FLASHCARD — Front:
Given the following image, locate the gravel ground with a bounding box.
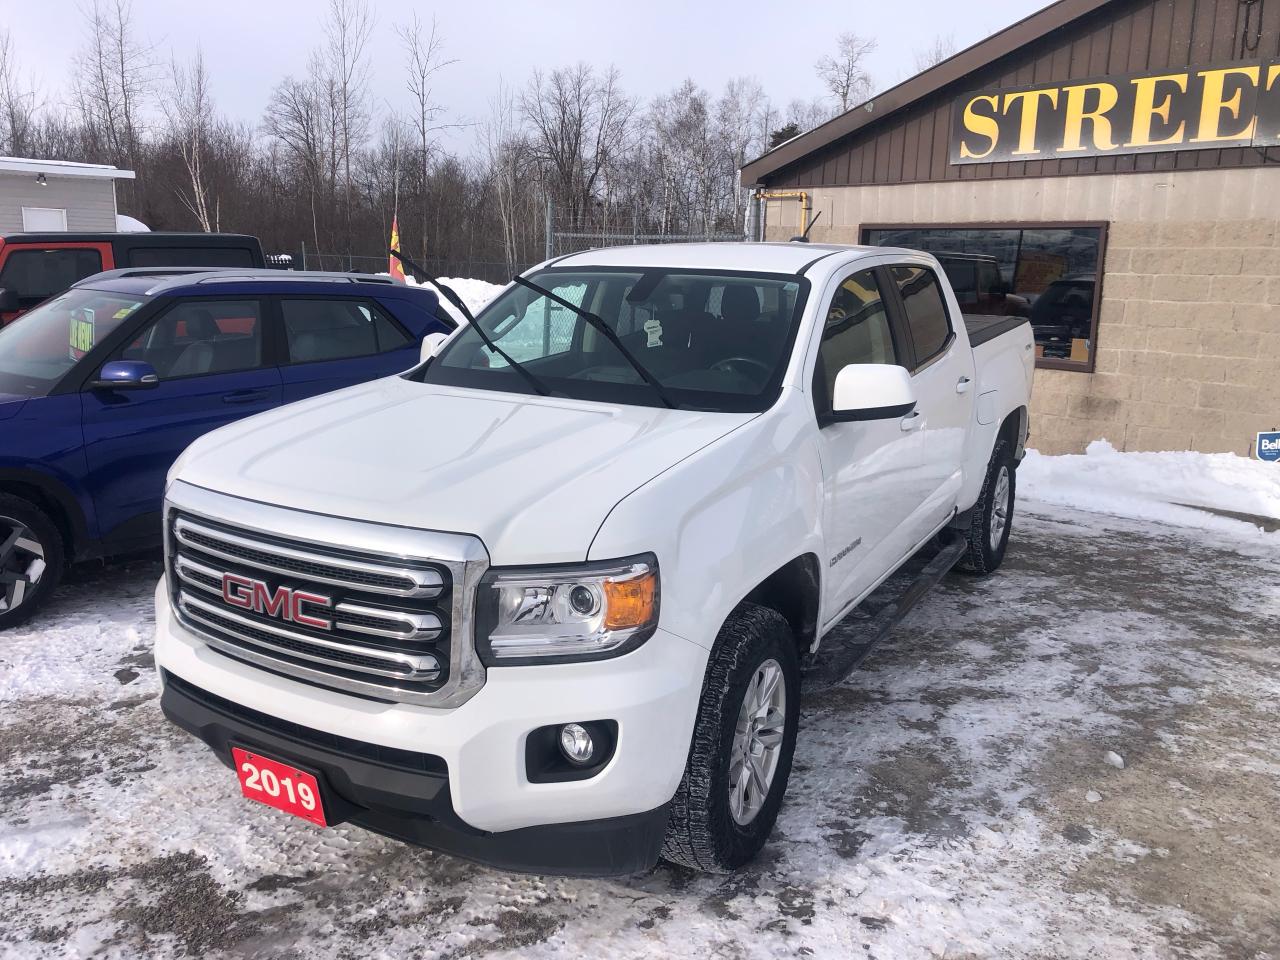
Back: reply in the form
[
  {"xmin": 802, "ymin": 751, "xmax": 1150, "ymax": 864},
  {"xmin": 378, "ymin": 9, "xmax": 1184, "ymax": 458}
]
[{"xmin": 0, "ymin": 499, "xmax": 1277, "ymax": 960}]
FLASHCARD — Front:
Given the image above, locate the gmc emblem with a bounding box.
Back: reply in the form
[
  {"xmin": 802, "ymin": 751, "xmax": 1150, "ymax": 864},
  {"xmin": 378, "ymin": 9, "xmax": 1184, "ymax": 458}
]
[{"xmin": 221, "ymin": 573, "xmax": 332, "ymax": 630}]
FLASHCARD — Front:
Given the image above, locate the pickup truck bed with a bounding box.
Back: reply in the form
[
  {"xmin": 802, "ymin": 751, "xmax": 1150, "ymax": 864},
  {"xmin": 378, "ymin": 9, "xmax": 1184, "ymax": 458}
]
[{"xmin": 964, "ymin": 314, "xmax": 1030, "ymax": 347}]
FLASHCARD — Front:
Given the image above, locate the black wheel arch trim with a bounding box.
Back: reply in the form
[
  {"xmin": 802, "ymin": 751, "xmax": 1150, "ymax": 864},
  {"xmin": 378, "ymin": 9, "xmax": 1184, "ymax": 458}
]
[{"xmin": 0, "ymin": 467, "xmax": 94, "ymax": 559}]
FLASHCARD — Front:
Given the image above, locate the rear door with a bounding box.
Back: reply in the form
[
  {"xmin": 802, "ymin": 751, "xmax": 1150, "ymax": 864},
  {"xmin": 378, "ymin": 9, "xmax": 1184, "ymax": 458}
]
[
  {"xmin": 80, "ymin": 297, "xmax": 282, "ymax": 548},
  {"xmin": 275, "ymin": 296, "xmax": 420, "ymax": 404},
  {"xmin": 885, "ymin": 262, "xmax": 975, "ymax": 544}
]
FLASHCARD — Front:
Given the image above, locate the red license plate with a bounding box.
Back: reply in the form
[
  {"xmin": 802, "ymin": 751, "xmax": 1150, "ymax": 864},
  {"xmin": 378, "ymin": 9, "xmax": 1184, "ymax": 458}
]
[{"xmin": 231, "ymin": 747, "xmax": 328, "ymax": 827}]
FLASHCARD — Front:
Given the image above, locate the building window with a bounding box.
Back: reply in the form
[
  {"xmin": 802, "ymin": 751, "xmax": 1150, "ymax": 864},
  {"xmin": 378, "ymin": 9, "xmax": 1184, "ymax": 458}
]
[{"xmin": 862, "ymin": 223, "xmax": 1106, "ymax": 371}]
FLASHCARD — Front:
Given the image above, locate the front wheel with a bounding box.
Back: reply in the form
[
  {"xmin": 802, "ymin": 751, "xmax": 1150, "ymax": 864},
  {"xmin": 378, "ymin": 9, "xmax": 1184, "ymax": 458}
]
[
  {"xmin": 661, "ymin": 603, "xmax": 800, "ymax": 873},
  {"xmin": 956, "ymin": 439, "xmax": 1016, "ymax": 576},
  {"xmin": 0, "ymin": 494, "xmax": 65, "ymax": 631}
]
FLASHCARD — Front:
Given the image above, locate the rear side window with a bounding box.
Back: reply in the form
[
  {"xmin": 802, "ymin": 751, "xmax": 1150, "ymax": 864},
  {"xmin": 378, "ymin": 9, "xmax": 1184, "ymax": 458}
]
[
  {"xmin": 126, "ymin": 247, "xmax": 256, "ymax": 268},
  {"xmin": 0, "ymin": 248, "xmax": 104, "ymax": 307},
  {"xmin": 281, "ymin": 299, "xmax": 410, "ymax": 363},
  {"xmin": 891, "ymin": 265, "xmax": 951, "ymax": 367}
]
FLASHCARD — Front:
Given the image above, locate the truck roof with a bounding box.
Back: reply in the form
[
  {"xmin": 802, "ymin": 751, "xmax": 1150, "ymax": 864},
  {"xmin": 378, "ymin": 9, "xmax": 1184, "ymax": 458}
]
[{"xmin": 548, "ymin": 242, "xmax": 896, "ymax": 275}]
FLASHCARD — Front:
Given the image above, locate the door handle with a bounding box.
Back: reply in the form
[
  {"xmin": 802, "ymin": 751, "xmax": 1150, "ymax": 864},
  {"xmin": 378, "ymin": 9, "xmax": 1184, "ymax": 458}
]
[
  {"xmin": 900, "ymin": 411, "xmax": 922, "ymax": 432},
  {"xmin": 222, "ymin": 388, "xmax": 271, "ymax": 405},
  {"xmin": 956, "ymin": 376, "xmax": 972, "ymax": 394}
]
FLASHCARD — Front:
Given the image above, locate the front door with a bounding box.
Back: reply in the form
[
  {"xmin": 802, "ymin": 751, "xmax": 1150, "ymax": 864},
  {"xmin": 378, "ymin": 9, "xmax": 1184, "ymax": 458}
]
[
  {"xmin": 813, "ymin": 266, "xmax": 923, "ymax": 622},
  {"xmin": 80, "ymin": 297, "xmax": 281, "ymax": 549}
]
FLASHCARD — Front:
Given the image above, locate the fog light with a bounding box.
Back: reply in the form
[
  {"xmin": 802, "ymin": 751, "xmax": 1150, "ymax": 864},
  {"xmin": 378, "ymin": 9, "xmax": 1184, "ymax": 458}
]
[{"xmin": 558, "ymin": 723, "xmax": 594, "ymax": 765}]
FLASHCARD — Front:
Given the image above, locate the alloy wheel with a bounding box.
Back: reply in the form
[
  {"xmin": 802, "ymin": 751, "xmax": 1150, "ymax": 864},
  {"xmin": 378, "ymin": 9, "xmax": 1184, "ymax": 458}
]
[
  {"xmin": 989, "ymin": 465, "xmax": 1011, "ymax": 551},
  {"xmin": 728, "ymin": 658, "xmax": 787, "ymax": 825},
  {"xmin": 0, "ymin": 516, "xmax": 46, "ymax": 614}
]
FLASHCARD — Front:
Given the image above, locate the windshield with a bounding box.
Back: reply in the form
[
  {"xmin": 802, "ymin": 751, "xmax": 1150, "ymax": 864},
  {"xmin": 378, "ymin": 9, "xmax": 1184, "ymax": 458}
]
[
  {"xmin": 0, "ymin": 289, "xmax": 147, "ymax": 397},
  {"xmin": 420, "ymin": 268, "xmax": 807, "ymax": 412}
]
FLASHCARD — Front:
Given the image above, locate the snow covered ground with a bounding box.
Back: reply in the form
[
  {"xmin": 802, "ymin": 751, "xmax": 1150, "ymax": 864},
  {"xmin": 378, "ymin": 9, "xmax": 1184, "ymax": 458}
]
[
  {"xmin": 1021, "ymin": 439, "xmax": 1280, "ymax": 535},
  {"xmin": 1, "ymin": 451, "xmax": 1277, "ymax": 959}
]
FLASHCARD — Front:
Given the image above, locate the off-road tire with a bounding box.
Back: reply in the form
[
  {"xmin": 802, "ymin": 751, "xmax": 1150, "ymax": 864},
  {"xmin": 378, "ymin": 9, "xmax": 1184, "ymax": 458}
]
[
  {"xmin": 0, "ymin": 493, "xmax": 65, "ymax": 631},
  {"xmin": 955, "ymin": 439, "xmax": 1016, "ymax": 576},
  {"xmin": 660, "ymin": 602, "xmax": 800, "ymax": 873}
]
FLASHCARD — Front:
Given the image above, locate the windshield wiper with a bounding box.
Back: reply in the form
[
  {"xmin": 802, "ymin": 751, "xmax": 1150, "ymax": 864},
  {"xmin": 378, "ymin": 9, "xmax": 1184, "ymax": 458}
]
[
  {"xmin": 388, "ymin": 249, "xmax": 552, "ymax": 398},
  {"xmin": 512, "ymin": 275, "xmax": 677, "ymax": 410}
]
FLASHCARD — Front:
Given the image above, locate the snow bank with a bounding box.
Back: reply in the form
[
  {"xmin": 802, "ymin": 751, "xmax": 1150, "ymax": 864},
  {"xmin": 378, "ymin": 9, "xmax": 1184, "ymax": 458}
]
[
  {"xmin": 401, "ymin": 275, "xmax": 503, "ymax": 324},
  {"xmin": 1020, "ymin": 440, "xmax": 1280, "ymax": 533}
]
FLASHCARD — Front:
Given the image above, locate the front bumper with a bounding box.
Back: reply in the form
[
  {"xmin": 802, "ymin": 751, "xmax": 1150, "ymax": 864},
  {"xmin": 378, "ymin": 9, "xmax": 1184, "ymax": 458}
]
[{"xmin": 154, "ymin": 577, "xmax": 708, "ymax": 874}]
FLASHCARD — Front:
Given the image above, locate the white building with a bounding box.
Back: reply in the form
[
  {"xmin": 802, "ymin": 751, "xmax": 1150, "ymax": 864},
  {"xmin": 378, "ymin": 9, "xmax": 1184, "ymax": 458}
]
[{"xmin": 0, "ymin": 157, "xmax": 136, "ymax": 233}]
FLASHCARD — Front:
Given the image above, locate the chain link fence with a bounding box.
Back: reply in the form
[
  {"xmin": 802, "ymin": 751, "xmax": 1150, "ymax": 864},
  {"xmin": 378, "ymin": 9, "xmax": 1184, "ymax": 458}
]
[
  {"xmin": 548, "ymin": 229, "xmax": 742, "ymax": 259},
  {"xmin": 283, "ymin": 249, "xmax": 534, "ymax": 285}
]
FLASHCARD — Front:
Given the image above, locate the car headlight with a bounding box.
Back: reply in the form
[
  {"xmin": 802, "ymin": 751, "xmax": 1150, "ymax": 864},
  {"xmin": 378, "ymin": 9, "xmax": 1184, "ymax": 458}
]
[{"xmin": 476, "ymin": 554, "xmax": 659, "ymax": 665}]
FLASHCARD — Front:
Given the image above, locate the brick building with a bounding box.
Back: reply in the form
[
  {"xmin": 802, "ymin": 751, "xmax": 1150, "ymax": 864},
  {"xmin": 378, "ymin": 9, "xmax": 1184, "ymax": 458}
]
[{"xmin": 742, "ymin": 0, "xmax": 1279, "ymax": 455}]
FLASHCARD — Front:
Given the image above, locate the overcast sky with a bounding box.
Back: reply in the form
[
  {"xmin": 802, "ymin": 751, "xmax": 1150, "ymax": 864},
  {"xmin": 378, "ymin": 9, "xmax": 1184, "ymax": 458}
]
[{"xmin": 3, "ymin": 0, "xmax": 1048, "ymax": 154}]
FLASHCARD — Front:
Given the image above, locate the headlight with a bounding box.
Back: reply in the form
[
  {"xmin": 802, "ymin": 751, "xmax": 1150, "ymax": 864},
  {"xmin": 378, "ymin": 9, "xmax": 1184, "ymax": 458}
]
[{"xmin": 476, "ymin": 554, "xmax": 659, "ymax": 665}]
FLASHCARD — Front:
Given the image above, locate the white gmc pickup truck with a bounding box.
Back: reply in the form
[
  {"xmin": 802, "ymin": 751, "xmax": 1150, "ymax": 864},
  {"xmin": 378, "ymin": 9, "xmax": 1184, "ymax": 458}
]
[{"xmin": 154, "ymin": 242, "xmax": 1033, "ymax": 876}]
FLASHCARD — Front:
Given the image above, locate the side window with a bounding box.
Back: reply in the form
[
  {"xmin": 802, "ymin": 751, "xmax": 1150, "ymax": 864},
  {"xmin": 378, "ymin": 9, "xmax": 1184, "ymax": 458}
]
[
  {"xmin": 0, "ymin": 249, "xmax": 104, "ymax": 308},
  {"xmin": 119, "ymin": 299, "xmax": 264, "ymax": 379},
  {"xmin": 281, "ymin": 299, "xmax": 407, "ymax": 363},
  {"xmin": 359, "ymin": 303, "xmax": 412, "ymax": 352},
  {"xmin": 127, "ymin": 247, "xmax": 256, "ymax": 268},
  {"xmin": 814, "ymin": 268, "xmax": 897, "ymax": 410},
  {"xmin": 891, "ymin": 265, "xmax": 951, "ymax": 367}
]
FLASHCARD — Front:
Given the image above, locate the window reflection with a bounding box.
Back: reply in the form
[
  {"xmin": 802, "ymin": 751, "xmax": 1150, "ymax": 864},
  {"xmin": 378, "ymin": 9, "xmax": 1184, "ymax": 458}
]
[{"xmin": 864, "ymin": 225, "xmax": 1101, "ymax": 367}]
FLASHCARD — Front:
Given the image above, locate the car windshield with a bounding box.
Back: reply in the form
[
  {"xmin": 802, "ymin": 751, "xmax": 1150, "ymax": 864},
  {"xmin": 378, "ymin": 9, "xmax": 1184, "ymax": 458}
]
[
  {"xmin": 420, "ymin": 268, "xmax": 807, "ymax": 412},
  {"xmin": 0, "ymin": 288, "xmax": 147, "ymax": 397}
]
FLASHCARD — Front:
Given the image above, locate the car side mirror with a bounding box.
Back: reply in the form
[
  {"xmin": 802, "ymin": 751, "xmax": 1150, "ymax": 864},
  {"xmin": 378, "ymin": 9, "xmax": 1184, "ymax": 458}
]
[
  {"xmin": 91, "ymin": 360, "xmax": 160, "ymax": 390},
  {"xmin": 420, "ymin": 332, "xmax": 449, "ymax": 363},
  {"xmin": 0, "ymin": 288, "xmax": 18, "ymax": 313},
  {"xmin": 990, "ymin": 281, "xmax": 1010, "ymax": 299},
  {"xmin": 828, "ymin": 363, "xmax": 916, "ymax": 422}
]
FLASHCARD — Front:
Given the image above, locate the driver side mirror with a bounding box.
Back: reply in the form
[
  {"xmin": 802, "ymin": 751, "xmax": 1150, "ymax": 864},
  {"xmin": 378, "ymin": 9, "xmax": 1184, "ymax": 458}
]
[
  {"xmin": 828, "ymin": 363, "xmax": 916, "ymax": 423},
  {"xmin": 0, "ymin": 287, "xmax": 19, "ymax": 313},
  {"xmin": 90, "ymin": 360, "xmax": 160, "ymax": 390},
  {"xmin": 419, "ymin": 332, "xmax": 449, "ymax": 363}
]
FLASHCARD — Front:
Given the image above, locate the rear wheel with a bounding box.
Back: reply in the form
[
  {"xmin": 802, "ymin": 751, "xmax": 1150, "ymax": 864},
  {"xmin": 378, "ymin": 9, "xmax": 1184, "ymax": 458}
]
[
  {"xmin": 661, "ymin": 603, "xmax": 800, "ymax": 873},
  {"xmin": 0, "ymin": 494, "xmax": 65, "ymax": 631},
  {"xmin": 956, "ymin": 440, "xmax": 1016, "ymax": 576}
]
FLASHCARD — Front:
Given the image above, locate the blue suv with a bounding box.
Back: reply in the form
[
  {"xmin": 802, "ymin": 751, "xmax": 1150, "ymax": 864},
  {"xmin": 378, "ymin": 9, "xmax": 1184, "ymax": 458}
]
[{"xmin": 0, "ymin": 268, "xmax": 452, "ymax": 628}]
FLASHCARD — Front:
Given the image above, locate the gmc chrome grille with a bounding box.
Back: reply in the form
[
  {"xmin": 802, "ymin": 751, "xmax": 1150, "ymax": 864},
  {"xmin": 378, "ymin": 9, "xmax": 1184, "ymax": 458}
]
[{"xmin": 163, "ymin": 482, "xmax": 489, "ymax": 707}]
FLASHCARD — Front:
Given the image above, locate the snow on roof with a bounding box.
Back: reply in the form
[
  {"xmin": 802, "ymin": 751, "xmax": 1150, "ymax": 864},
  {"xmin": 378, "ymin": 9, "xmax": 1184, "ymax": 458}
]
[{"xmin": 0, "ymin": 156, "xmax": 136, "ymax": 180}]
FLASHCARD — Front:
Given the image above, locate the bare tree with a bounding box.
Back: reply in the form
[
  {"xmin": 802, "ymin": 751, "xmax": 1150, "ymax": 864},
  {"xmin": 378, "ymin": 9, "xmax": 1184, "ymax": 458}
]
[
  {"xmin": 815, "ymin": 32, "xmax": 876, "ymax": 113},
  {"xmin": 914, "ymin": 33, "xmax": 958, "ymax": 72},
  {"xmin": 716, "ymin": 77, "xmax": 773, "ymax": 213},
  {"xmin": 0, "ymin": 30, "xmax": 38, "ymax": 156},
  {"xmin": 394, "ymin": 13, "xmax": 455, "ymax": 260},
  {"xmin": 162, "ymin": 49, "xmax": 215, "ymax": 230},
  {"xmin": 264, "ymin": 69, "xmax": 330, "ymax": 254},
  {"xmin": 324, "ymin": 0, "xmax": 374, "ymax": 259},
  {"xmin": 483, "ymin": 81, "xmax": 532, "ymax": 273},
  {"xmin": 74, "ymin": 0, "xmax": 154, "ymax": 169},
  {"xmin": 520, "ymin": 64, "xmax": 634, "ymax": 229}
]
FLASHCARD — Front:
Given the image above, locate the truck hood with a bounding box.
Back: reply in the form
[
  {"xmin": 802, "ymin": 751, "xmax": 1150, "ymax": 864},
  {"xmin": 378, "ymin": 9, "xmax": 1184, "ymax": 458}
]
[{"xmin": 174, "ymin": 376, "xmax": 756, "ymax": 564}]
